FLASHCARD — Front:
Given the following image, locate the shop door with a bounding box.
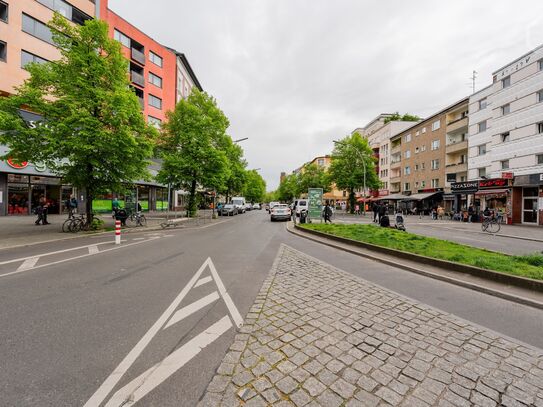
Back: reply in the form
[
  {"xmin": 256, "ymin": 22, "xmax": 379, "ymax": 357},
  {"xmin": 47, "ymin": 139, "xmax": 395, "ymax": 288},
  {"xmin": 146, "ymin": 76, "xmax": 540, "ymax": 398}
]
[{"xmin": 522, "ymin": 188, "xmax": 538, "ymax": 224}]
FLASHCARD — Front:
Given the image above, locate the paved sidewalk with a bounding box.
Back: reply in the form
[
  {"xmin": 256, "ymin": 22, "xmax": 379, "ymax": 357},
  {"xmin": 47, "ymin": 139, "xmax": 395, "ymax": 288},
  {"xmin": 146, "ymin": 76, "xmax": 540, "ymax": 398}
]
[{"xmin": 199, "ymin": 245, "xmax": 543, "ymax": 406}]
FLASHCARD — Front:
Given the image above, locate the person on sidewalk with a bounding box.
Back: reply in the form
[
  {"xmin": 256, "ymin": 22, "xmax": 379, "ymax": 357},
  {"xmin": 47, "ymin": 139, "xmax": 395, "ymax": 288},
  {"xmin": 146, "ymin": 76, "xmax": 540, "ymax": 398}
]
[
  {"xmin": 35, "ymin": 195, "xmax": 50, "ymax": 225},
  {"xmin": 468, "ymin": 204, "xmax": 474, "ymax": 223},
  {"xmin": 378, "ymin": 203, "xmax": 386, "ymax": 223},
  {"xmin": 373, "ymin": 204, "xmax": 379, "ymax": 223},
  {"xmin": 323, "ymin": 202, "xmax": 333, "ymax": 224}
]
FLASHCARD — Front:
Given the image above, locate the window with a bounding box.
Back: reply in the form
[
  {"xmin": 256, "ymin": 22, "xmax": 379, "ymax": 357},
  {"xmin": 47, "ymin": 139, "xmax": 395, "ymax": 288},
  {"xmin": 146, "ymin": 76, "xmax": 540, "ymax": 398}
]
[
  {"xmin": 537, "ymin": 154, "xmax": 543, "ymax": 165},
  {"xmin": 404, "ymin": 166, "xmax": 411, "ymax": 175},
  {"xmin": 148, "ymin": 94, "xmax": 162, "ymax": 109},
  {"xmin": 148, "ymin": 116, "xmax": 162, "ymax": 129},
  {"xmin": 500, "ymin": 160, "xmax": 510, "ymax": 170},
  {"xmin": 0, "ymin": 1, "xmax": 7, "ymax": 23},
  {"xmin": 405, "ymin": 134, "xmax": 411, "ymax": 142},
  {"xmin": 114, "ymin": 29, "xmax": 131, "ymax": 48},
  {"xmin": 422, "ymin": 127, "xmax": 426, "ymax": 133},
  {"xmin": 478, "ymin": 167, "xmax": 486, "ymax": 178},
  {"xmin": 539, "ymin": 59, "xmax": 543, "ymax": 71},
  {"xmin": 502, "ymin": 76, "xmax": 511, "ymax": 89},
  {"xmin": 501, "ymin": 132, "xmax": 510, "ymax": 143},
  {"xmin": 415, "ymin": 181, "xmax": 419, "ymax": 188},
  {"xmin": 0, "ymin": 40, "xmax": 5, "ymax": 62},
  {"xmin": 21, "ymin": 50, "xmax": 48, "ymax": 68},
  {"xmin": 432, "ymin": 120, "xmax": 440, "ymax": 131},
  {"xmin": 149, "ymin": 72, "xmax": 162, "ymax": 88},
  {"xmin": 538, "ymin": 122, "xmax": 543, "ymax": 134},
  {"xmin": 404, "ymin": 183, "xmax": 410, "ymax": 191},
  {"xmin": 317, "ymin": 158, "xmax": 325, "ymax": 167},
  {"xmin": 36, "ymin": 0, "xmax": 90, "ymax": 25},
  {"xmin": 421, "ymin": 162, "xmax": 425, "ymax": 170},
  {"xmin": 478, "ymin": 120, "xmax": 487, "ymax": 132},
  {"xmin": 416, "ymin": 131, "xmax": 420, "ymax": 136},
  {"xmin": 421, "ymin": 180, "xmax": 426, "ymax": 187},
  {"xmin": 421, "ymin": 145, "xmax": 426, "ymax": 152},
  {"xmin": 501, "ymin": 104, "xmax": 510, "ymax": 115},
  {"xmin": 431, "ymin": 159, "xmax": 440, "ymax": 170},
  {"xmin": 478, "ymin": 144, "xmax": 486, "ymax": 155},
  {"xmin": 415, "ymin": 164, "xmax": 419, "ymax": 171},
  {"xmin": 538, "ymin": 90, "xmax": 543, "ymax": 103},
  {"xmin": 149, "ymin": 51, "xmax": 163, "ymax": 67},
  {"xmin": 431, "ymin": 179, "xmax": 439, "ymax": 188},
  {"xmin": 22, "ymin": 14, "xmax": 54, "ymax": 45},
  {"xmin": 479, "ymin": 98, "xmax": 487, "ymax": 109},
  {"xmin": 431, "ymin": 140, "xmax": 440, "ymax": 150},
  {"xmin": 404, "ymin": 150, "xmax": 411, "ymax": 159},
  {"xmin": 415, "ymin": 147, "xmax": 419, "ymax": 154}
]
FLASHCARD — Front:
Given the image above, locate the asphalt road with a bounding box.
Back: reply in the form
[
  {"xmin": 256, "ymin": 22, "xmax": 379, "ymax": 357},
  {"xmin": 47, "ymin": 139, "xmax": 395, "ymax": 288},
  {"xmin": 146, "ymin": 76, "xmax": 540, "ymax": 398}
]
[{"xmin": 0, "ymin": 210, "xmax": 542, "ymax": 406}]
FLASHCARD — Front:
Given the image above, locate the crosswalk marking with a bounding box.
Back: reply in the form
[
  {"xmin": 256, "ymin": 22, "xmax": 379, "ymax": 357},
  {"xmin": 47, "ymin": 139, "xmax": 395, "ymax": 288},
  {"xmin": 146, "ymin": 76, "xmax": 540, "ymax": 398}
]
[
  {"xmin": 104, "ymin": 316, "xmax": 232, "ymax": 407},
  {"xmin": 16, "ymin": 257, "xmax": 40, "ymax": 271},
  {"xmin": 164, "ymin": 291, "xmax": 219, "ymax": 329},
  {"xmin": 194, "ymin": 275, "xmax": 212, "ymax": 288}
]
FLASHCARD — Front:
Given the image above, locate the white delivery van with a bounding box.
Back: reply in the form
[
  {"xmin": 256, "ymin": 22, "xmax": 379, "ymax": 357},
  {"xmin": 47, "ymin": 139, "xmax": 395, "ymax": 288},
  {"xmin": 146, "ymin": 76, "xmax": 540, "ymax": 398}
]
[{"xmin": 231, "ymin": 197, "xmax": 246, "ymax": 213}]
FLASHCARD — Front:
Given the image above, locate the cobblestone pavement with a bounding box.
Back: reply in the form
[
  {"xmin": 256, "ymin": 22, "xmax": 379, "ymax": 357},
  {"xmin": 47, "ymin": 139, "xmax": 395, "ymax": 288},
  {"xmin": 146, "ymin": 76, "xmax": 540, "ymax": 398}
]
[{"xmin": 198, "ymin": 244, "xmax": 543, "ymax": 407}]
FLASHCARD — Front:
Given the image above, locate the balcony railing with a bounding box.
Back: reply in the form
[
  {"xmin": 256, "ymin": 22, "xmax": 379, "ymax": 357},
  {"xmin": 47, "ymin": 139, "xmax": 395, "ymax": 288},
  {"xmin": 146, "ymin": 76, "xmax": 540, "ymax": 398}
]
[
  {"xmin": 445, "ymin": 140, "xmax": 468, "ymax": 153},
  {"xmin": 131, "ymin": 48, "xmax": 145, "ymax": 65},
  {"xmin": 131, "ymin": 70, "xmax": 145, "ymax": 87}
]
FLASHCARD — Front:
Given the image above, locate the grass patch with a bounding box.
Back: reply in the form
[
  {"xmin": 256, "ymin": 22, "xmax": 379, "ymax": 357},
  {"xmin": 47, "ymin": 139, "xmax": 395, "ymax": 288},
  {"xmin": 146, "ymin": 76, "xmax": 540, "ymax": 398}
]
[{"xmin": 300, "ymin": 223, "xmax": 543, "ymax": 280}]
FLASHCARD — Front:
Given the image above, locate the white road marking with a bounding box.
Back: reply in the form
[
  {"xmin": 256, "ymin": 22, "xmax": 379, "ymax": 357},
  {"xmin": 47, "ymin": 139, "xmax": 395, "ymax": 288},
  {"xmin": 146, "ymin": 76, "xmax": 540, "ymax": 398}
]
[
  {"xmin": 132, "ymin": 237, "xmax": 145, "ymax": 241},
  {"xmin": 16, "ymin": 257, "xmax": 40, "ymax": 272},
  {"xmin": 83, "ymin": 258, "xmax": 210, "ymax": 407},
  {"xmin": 194, "ymin": 275, "xmax": 212, "ymax": 288},
  {"xmin": 164, "ymin": 291, "xmax": 220, "ymax": 329},
  {"xmin": 208, "ymin": 259, "xmax": 244, "ymax": 328},
  {"xmin": 104, "ymin": 316, "xmax": 232, "ymax": 407},
  {"xmin": 88, "ymin": 245, "xmax": 99, "ymax": 255}
]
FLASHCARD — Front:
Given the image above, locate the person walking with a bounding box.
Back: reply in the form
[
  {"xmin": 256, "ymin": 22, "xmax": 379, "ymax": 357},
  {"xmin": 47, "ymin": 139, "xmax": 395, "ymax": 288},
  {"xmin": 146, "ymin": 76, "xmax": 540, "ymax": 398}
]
[
  {"xmin": 378, "ymin": 203, "xmax": 386, "ymax": 223},
  {"xmin": 36, "ymin": 195, "xmax": 49, "ymax": 225},
  {"xmin": 373, "ymin": 203, "xmax": 379, "ymax": 223},
  {"xmin": 468, "ymin": 204, "xmax": 474, "ymax": 223},
  {"xmin": 323, "ymin": 202, "xmax": 333, "ymax": 224}
]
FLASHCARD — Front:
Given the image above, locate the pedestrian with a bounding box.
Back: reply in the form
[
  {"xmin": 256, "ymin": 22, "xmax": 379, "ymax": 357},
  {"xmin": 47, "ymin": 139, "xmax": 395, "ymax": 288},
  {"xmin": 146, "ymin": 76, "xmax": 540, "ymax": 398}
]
[
  {"xmin": 355, "ymin": 204, "xmax": 360, "ymax": 215},
  {"xmin": 468, "ymin": 204, "xmax": 474, "ymax": 223},
  {"xmin": 36, "ymin": 195, "xmax": 49, "ymax": 225},
  {"xmin": 323, "ymin": 201, "xmax": 333, "ymax": 224},
  {"xmin": 373, "ymin": 203, "xmax": 379, "ymax": 223},
  {"xmin": 378, "ymin": 203, "xmax": 386, "ymax": 223},
  {"xmin": 291, "ymin": 201, "xmax": 297, "ymax": 223},
  {"xmin": 66, "ymin": 194, "xmax": 78, "ymax": 218},
  {"xmin": 112, "ymin": 197, "xmax": 120, "ymax": 218},
  {"xmin": 437, "ymin": 205, "xmax": 444, "ymax": 220}
]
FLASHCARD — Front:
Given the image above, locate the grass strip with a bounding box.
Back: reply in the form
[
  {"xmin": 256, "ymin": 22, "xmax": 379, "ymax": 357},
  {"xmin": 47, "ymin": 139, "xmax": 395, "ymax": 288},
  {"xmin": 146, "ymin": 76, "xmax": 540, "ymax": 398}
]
[{"xmin": 300, "ymin": 223, "xmax": 543, "ymax": 280}]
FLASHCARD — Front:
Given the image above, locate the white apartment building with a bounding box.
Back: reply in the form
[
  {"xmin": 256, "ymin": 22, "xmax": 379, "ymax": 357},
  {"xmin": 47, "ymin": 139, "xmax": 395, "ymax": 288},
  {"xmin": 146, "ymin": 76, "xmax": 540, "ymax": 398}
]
[{"xmin": 468, "ymin": 44, "xmax": 543, "ymax": 225}]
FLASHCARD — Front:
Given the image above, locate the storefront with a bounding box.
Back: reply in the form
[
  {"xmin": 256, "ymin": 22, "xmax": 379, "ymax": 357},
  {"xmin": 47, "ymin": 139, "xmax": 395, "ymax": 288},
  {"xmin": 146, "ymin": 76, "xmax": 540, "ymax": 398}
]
[
  {"xmin": 513, "ymin": 174, "xmax": 543, "ymax": 226},
  {"xmin": 451, "ymin": 181, "xmax": 478, "ymax": 214},
  {"xmin": 474, "ymin": 178, "xmax": 512, "ymax": 224}
]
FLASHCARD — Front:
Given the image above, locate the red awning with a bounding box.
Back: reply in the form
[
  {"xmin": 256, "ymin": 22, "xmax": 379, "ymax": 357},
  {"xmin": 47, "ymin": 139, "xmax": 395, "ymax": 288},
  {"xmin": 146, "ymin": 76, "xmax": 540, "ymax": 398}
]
[
  {"xmin": 475, "ymin": 189, "xmax": 509, "ymax": 196},
  {"xmin": 356, "ymin": 197, "xmax": 372, "ymax": 202}
]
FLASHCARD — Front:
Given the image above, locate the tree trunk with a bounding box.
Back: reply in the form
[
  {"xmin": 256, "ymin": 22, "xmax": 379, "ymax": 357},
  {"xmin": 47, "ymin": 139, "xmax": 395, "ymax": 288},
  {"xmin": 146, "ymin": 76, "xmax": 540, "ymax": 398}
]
[
  {"xmin": 86, "ymin": 164, "xmax": 94, "ymax": 226},
  {"xmin": 349, "ymin": 188, "xmax": 356, "ymax": 214},
  {"xmin": 188, "ymin": 178, "xmax": 197, "ymax": 217}
]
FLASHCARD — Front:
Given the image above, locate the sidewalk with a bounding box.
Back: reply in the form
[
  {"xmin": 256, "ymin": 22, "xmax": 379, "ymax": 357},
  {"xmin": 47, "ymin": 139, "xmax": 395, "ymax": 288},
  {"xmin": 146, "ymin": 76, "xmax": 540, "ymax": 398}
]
[
  {"xmin": 199, "ymin": 245, "xmax": 543, "ymax": 407},
  {"xmin": 0, "ymin": 210, "xmax": 207, "ymax": 250}
]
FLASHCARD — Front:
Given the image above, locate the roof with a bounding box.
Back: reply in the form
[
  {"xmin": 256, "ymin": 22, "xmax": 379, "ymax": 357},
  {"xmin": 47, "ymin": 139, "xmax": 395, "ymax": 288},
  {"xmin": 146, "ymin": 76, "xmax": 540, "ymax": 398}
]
[
  {"xmin": 167, "ymin": 48, "xmax": 204, "ymax": 91},
  {"xmin": 492, "ymin": 43, "xmax": 543, "ymax": 75}
]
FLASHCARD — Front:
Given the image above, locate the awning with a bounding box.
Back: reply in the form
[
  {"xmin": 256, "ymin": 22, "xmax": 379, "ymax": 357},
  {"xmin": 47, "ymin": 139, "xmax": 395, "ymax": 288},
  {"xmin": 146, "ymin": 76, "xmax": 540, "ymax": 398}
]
[
  {"xmin": 408, "ymin": 191, "xmax": 442, "ymax": 200},
  {"xmin": 375, "ymin": 193, "xmax": 410, "ymax": 201},
  {"xmin": 475, "ymin": 189, "xmax": 509, "ymax": 196}
]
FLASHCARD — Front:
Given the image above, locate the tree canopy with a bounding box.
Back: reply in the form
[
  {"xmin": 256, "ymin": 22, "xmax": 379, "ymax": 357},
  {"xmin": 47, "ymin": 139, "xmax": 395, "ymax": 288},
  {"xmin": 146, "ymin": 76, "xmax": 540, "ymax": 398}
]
[
  {"xmin": 243, "ymin": 170, "xmax": 266, "ymax": 203},
  {"xmin": 0, "ymin": 14, "xmax": 156, "ymax": 223},
  {"xmin": 383, "ymin": 112, "xmax": 421, "ymax": 124},
  {"xmin": 328, "ymin": 133, "xmax": 380, "ymax": 213}
]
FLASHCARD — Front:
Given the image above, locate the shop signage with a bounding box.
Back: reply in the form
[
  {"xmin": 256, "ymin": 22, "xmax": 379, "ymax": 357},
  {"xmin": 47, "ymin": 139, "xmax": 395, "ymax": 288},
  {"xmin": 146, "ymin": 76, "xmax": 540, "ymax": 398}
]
[
  {"xmin": 378, "ymin": 189, "xmax": 389, "ymax": 196},
  {"xmin": 513, "ymin": 173, "xmax": 543, "ymax": 186},
  {"xmin": 479, "ymin": 178, "xmax": 508, "ymax": 189},
  {"xmin": 34, "ymin": 162, "xmax": 47, "ymax": 172},
  {"xmin": 418, "ymin": 188, "xmax": 443, "ymax": 193},
  {"xmin": 6, "ymin": 159, "xmax": 29, "ymax": 169},
  {"xmin": 501, "ymin": 172, "xmax": 513, "ymax": 179},
  {"xmin": 451, "ymin": 181, "xmax": 478, "ymax": 193}
]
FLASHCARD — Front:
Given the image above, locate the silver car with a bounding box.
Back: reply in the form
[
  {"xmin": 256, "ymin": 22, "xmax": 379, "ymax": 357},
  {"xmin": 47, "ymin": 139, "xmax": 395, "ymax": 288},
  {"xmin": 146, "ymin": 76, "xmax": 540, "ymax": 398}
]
[{"xmin": 270, "ymin": 204, "xmax": 291, "ymax": 221}]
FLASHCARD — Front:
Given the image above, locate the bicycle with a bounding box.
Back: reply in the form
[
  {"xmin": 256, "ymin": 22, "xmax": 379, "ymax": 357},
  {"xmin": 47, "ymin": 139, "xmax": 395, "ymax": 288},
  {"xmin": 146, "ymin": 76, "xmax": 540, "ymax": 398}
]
[
  {"xmin": 127, "ymin": 211, "xmax": 147, "ymax": 227},
  {"xmin": 62, "ymin": 214, "xmax": 88, "ymax": 233},
  {"xmin": 481, "ymin": 215, "xmax": 501, "ymax": 233}
]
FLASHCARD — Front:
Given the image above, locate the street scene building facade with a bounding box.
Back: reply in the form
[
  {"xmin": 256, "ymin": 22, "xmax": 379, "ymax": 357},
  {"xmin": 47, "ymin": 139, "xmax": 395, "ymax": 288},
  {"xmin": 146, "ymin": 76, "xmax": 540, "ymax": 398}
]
[{"xmin": 0, "ymin": 0, "xmax": 202, "ymax": 216}]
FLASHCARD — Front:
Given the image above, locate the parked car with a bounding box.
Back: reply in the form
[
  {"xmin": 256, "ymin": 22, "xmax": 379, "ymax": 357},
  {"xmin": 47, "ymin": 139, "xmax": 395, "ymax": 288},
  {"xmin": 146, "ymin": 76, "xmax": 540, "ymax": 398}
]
[
  {"xmin": 252, "ymin": 203, "xmax": 261, "ymax": 210},
  {"xmin": 221, "ymin": 204, "xmax": 238, "ymax": 216},
  {"xmin": 292, "ymin": 199, "xmax": 308, "ymax": 217},
  {"xmin": 268, "ymin": 201, "xmax": 280, "ymax": 213},
  {"xmin": 244, "ymin": 203, "xmax": 252, "ymax": 211},
  {"xmin": 232, "ymin": 197, "xmax": 246, "ymax": 214},
  {"xmin": 270, "ymin": 204, "xmax": 291, "ymax": 221}
]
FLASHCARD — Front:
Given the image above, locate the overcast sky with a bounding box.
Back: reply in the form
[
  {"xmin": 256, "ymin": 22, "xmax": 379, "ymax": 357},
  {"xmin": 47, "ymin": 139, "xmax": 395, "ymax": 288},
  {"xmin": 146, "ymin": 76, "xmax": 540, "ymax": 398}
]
[{"xmin": 110, "ymin": 0, "xmax": 543, "ymax": 190}]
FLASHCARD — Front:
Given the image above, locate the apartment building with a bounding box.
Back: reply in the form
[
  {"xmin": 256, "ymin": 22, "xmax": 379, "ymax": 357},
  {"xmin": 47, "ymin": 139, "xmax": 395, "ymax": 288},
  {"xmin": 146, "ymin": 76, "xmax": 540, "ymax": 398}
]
[
  {"xmin": 468, "ymin": 44, "xmax": 543, "ymax": 225},
  {"xmin": 308, "ymin": 155, "xmax": 345, "ymax": 204},
  {"xmin": 390, "ymin": 98, "xmax": 468, "ymax": 212},
  {"xmin": 168, "ymin": 49, "xmax": 202, "ymax": 103}
]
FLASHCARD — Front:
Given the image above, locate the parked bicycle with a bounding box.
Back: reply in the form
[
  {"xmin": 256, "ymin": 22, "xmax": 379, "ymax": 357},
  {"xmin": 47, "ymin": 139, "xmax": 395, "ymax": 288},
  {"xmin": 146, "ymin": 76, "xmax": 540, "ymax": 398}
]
[
  {"xmin": 62, "ymin": 214, "xmax": 88, "ymax": 233},
  {"xmin": 481, "ymin": 215, "xmax": 501, "ymax": 233},
  {"xmin": 127, "ymin": 211, "xmax": 147, "ymax": 227}
]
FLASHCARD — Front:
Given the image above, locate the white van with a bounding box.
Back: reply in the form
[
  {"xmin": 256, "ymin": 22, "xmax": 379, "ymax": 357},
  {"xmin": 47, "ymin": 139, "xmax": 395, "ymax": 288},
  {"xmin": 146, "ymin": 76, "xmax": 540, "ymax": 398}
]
[
  {"xmin": 293, "ymin": 199, "xmax": 308, "ymax": 217},
  {"xmin": 231, "ymin": 197, "xmax": 246, "ymax": 213}
]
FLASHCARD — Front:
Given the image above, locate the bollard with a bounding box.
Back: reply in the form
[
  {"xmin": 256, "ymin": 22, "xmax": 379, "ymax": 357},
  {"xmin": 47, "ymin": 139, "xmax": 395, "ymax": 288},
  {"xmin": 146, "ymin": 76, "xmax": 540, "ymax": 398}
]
[{"xmin": 115, "ymin": 220, "xmax": 121, "ymax": 245}]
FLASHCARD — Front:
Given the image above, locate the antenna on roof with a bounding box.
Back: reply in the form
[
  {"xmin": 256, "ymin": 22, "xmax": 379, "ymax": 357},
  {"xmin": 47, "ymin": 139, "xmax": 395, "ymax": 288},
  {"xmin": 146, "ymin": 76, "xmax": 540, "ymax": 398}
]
[{"xmin": 470, "ymin": 70, "xmax": 478, "ymax": 93}]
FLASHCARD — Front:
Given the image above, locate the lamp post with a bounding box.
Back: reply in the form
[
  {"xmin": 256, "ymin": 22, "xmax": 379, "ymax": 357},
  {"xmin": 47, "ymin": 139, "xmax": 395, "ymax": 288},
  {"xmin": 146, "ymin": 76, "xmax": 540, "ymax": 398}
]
[
  {"xmin": 333, "ymin": 140, "xmax": 368, "ymax": 216},
  {"xmin": 233, "ymin": 137, "xmax": 248, "ymax": 143}
]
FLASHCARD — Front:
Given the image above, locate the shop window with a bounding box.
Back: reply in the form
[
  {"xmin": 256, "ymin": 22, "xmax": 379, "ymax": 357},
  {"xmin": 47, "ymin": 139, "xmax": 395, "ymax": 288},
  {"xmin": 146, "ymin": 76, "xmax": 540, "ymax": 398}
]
[
  {"xmin": 0, "ymin": 40, "xmax": 6, "ymax": 62},
  {"xmin": 501, "ymin": 132, "xmax": 510, "ymax": 143},
  {"xmin": 537, "ymin": 154, "xmax": 543, "ymax": 165},
  {"xmin": 500, "ymin": 160, "xmax": 509, "ymax": 170},
  {"xmin": 502, "ymin": 76, "xmax": 511, "ymax": 89},
  {"xmin": 0, "ymin": 1, "xmax": 7, "ymax": 23}
]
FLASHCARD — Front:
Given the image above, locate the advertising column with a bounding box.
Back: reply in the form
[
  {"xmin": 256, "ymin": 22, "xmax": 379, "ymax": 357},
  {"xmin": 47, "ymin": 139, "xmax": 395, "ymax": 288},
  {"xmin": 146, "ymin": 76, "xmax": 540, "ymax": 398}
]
[{"xmin": 308, "ymin": 188, "xmax": 323, "ymax": 223}]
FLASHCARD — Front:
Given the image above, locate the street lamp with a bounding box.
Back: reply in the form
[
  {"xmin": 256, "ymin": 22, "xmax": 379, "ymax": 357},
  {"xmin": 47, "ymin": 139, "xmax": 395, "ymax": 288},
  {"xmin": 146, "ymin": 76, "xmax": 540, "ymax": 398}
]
[
  {"xmin": 333, "ymin": 140, "xmax": 368, "ymax": 216},
  {"xmin": 233, "ymin": 137, "xmax": 248, "ymax": 143}
]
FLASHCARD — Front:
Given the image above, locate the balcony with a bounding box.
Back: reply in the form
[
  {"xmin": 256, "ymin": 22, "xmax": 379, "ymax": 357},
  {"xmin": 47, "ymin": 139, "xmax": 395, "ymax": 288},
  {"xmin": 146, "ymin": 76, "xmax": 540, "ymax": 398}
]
[
  {"xmin": 445, "ymin": 162, "xmax": 468, "ymax": 173},
  {"xmin": 131, "ymin": 48, "xmax": 145, "ymax": 65},
  {"xmin": 131, "ymin": 70, "xmax": 145, "ymax": 87},
  {"xmin": 390, "ymin": 174, "xmax": 401, "ymax": 183},
  {"xmin": 445, "ymin": 140, "xmax": 468, "ymax": 154},
  {"xmin": 446, "ymin": 116, "xmax": 468, "ymax": 133},
  {"xmin": 391, "ymin": 145, "xmax": 402, "ymax": 155},
  {"xmin": 390, "ymin": 160, "xmax": 401, "ymax": 169}
]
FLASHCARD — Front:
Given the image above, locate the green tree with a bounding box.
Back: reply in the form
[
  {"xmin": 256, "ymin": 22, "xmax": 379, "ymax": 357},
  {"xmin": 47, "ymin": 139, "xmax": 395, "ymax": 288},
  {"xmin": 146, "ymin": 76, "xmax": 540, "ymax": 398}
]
[
  {"xmin": 221, "ymin": 139, "xmax": 247, "ymax": 202},
  {"xmin": 263, "ymin": 191, "xmax": 278, "ymax": 203},
  {"xmin": 276, "ymin": 173, "xmax": 299, "ymax": 202},
  {"xmin": 329, "ymin": 133, "xmax": 380, "ymax": 213},
  {"xmin": 0, "ymin": 14, "xmax": 156, "ymax": 225},
  {"xmin": 384, "ymin": 112, "xmax": 421, "ymax": 124},
  {"xmin": 244, "ymin": 170, "xmax": 266, "ymax": 203},
  {"xmin": 297, "ymin": 163, "xmax": 331, "ymax": 194},
  {"xmin": 157, "ymin": 89, "xmax": 230, "ymax": 216}
]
